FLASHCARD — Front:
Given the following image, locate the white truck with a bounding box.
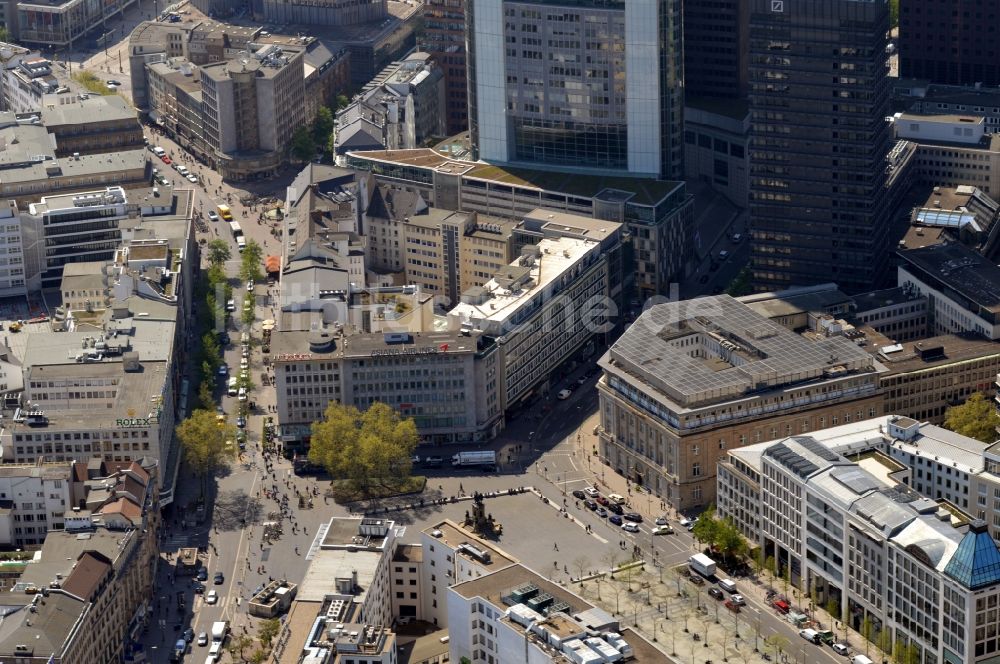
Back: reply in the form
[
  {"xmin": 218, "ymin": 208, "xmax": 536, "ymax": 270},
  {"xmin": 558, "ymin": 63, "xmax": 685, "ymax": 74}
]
[
  {"xmin": 688, "ymin": 553, "xmax": 717, "ymax": 578},
  {"xmin": 211, "ymin": 620, "xmax": 229, "ymax": 642},
  {"xmin": 451, "ymin": 450, "xmax": 496, "ymax": 468}
]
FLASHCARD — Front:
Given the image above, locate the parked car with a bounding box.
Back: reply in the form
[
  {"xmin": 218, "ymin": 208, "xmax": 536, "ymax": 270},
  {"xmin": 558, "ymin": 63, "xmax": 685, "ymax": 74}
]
[
  {"xmin": 623, "ymin": 512, "xmax": 643, "ymax": 523},
  {"xmin": 724, "ymin": 600, "xmax": 741, "ymax": 613},
  {"xmin": 183, "ymin": 628, "xmax": 194, "ymax": 643},
  {"xmin": 595, "ymin": 507, "xmax": 608, "ymax": 518},
  {"xmin": 772, "ymin": 599, "xmax": 791, "ymax": 614},
  {"xmin": 655, "ymin": 516, "xmax": 670, "ymax": 526},
  {"xmin": 205, "ymin": 590, "xmax": 219, "ymax": 604},
  {"xmin": 679, "ymin": 516, "xmax": 698, "ymax": 529},
  {"xmin": 583, "ymin": 487, "xmax": 599, "ymax": 497},
  {"xmin": 186, "ymin": 173, "xmax": 199, "ymax": 183},
  {"xmin": 196, "ymin": 568, "xmax": 208, "ymax": 582},
  {"xmin": 832, "ymin": 643, "xmax": 849, "ymax": 656},
  {"xmin": 688, "ymin": 572, "xmax": 705, "ymax": 586},
  {"xmin": 161, "ymin": 155, "xmax": 172, "ymax": 165},
  {"xmin": 730, "ymin": 594, "xmax": 745, "ymax": 606},
  {"xmin": 584, "ymin": 499, "xmax": 598, "ymax": 511},
  {"xmin": 609, "ymin": 515, "xmax": 623, "ymax": 526},
  {"xmin": 707, "ymin": 587, "xmax": 724, "ymax": 600},
  {"xmin": 572, "ymin": 489, "xmax": 586, "ymax": 500},
  {"xmin": 557, "ymin": 388, "xmax": 572, "ymax": 400},
  {"xmin": 236, "ymin": 416, "xmax": 246, "ymax": 428},
  {"xmin": 595, "ymin": 495, "xmax": 609, "ymax": 506},
  {"xmin": 607, "ymin": 503, "xmax": 624, "ymax": 515},
  {"xmin": 621, "ymin": 522, "xmax": 640, "ymax": 533},
  {"xmin": 193, "ymin": 582, "xmax": 205, "ymax": 594},
  {"xmin": 217, "ymin": 365, "xmax": 228, "ymax": 376}
]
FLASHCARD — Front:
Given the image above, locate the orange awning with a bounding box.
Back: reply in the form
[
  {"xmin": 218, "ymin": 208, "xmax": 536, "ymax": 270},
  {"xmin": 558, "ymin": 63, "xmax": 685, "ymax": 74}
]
[{"xmin": 265, "ymin": 255, "xmax": 280, "ymax": 273}]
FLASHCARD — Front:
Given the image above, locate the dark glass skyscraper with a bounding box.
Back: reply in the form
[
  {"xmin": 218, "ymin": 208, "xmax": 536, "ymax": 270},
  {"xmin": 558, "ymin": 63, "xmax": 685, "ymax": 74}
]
[
  {"xmin": 748, "ymin": 0, "xmax": 895, "ymax": 293},
  {"xmin": 899, "ymin": 0, "xmax": 1000, "ymax": 87},
  {"xmin": 683, "ymin": 0, "xmax": 749, "ymax": 100},
  {"xmin": 466, "ymin": 0, "xmax": 684, "ymax": 179}
]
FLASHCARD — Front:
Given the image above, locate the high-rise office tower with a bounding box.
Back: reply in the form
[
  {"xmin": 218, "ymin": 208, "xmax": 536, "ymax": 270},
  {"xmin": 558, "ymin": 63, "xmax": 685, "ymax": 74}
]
[
  {"xmin": 421, "ymin": 0, "xmax": 468, "ymax": 134},
  {"xmin": 899, "ymin": 0, "xmax": 1000, "ymax": 87},
  {"xmin": 748, "ymin": 0, "xmax": 895, "ymax": 293},
  {"xmin": 465, "ymin": 0, "xmax": 684, "ymax": 179},
  {"xmin": 683, "ymin": 0, "xmax": 749, "ymax": 100}
]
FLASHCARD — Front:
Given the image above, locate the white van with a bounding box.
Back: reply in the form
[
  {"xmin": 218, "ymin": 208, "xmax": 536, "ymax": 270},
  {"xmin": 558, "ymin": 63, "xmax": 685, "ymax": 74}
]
[
  {"xmin": 208, "ymin": 641, "xmax": 223, "ymax": 659},
  {"xmin": 798, "ymin": 629, "xmax": 820, "ymax": 644},
  {"xmin": 851, "ymin": 656, "xmax": 874, "ymax": 664},
  {"xmin": 607, "ymin": 493, "xmax": 627, "ymax": 505},
  {"xmin": 238, "ymin": 387, "xmax": 247, "ymax": 402},
  {"xmin": 717, "ymin": 578, "xmax": 737, "ymax": 593},
  {"xmin": 151, "ymin": 146, "xmax": 165, "ymax": 157},
  {"xmin": 227, "ymin": 377, "xmax": 238, "ymax": 396}
]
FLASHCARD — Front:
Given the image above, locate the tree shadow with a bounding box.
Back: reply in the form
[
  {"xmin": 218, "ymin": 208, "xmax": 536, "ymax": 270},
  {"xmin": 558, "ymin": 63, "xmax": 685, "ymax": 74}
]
[{"xmin": 213, "ymin": 489, "xmax": 263, "ymax": 531}]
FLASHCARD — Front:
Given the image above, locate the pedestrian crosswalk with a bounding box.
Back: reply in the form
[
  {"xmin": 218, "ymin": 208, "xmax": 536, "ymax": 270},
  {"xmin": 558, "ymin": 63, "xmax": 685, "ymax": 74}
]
[{"xmin": 163, "ymin": 534, "xmax": 193, "ymax": 550}]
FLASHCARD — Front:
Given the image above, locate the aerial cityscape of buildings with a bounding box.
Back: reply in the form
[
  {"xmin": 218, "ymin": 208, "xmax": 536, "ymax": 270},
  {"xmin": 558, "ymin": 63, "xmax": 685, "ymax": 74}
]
[{"xmin": 1, "ymin": 0, "xmax": 1000, "ymax": 663}]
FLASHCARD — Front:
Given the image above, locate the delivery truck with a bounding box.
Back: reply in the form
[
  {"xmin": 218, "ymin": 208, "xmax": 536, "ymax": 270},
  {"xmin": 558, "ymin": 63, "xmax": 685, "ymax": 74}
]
[
  {"xmin": 451, "ymin": 450, "xmax": 497, "ymax": 468},
  {"xmin": 211, "ymin": 620, "xmax": 229, "ymax": 642},
  {"xmin": 688, "ymin": 553, "xmax": 717, "ymax": 578}
]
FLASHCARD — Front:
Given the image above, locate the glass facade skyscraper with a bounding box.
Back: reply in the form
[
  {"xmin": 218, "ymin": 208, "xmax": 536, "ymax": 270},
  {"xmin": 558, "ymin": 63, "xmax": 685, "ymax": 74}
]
[
  {"xmin": 748, "ymin": 0, "xmax": 897, "ymax": 293},
  {"xmin": 466, "ymin": 0, "xmax": 684, "ymax": 179}
]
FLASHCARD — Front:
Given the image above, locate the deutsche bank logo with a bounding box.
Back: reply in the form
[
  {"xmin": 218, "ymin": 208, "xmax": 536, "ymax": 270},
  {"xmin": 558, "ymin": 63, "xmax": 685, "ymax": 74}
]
[{"xmin": 771, "ymin": 0, "xmax": 784, "ymax": 11}]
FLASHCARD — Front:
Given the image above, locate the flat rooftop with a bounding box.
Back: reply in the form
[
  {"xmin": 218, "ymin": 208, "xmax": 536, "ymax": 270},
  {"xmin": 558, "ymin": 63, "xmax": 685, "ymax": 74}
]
[
  {"xmin": 852, "ymin": 286, "xmax": 925, "ymax": 313},
  {"xmin": 448, "ymin": 236, "xmax": 601, "ymax": 330},
  {"xmin": 423, "ymin": 519, "xmax": 516, "ymax": 570},
  {"xmin": 898, "ymin": 241, "xmax": 1000, "ymax": 314},
  {"xmin": 605, "ymin": 295, "xmax": 878, "ymax": 409},
  {"xmin": 868, "ymin": 332, "xmax": 1000, "ymax": 374},
  {"xmin": 347, "ymin": 148, "xmax": 684, "ymax": 206}
]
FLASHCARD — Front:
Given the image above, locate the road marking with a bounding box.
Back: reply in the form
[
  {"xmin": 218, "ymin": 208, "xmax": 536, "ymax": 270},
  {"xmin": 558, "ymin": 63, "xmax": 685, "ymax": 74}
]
[{"xmin": 590, "ymin": 532, "xmax": 608, "ymax": 543}]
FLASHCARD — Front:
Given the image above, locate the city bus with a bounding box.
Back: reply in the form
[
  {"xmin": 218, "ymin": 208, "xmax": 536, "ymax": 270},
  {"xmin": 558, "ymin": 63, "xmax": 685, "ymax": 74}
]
[
  {"xmin": 217, "ymin": 204, "xmax": 234, "ymax": 221},
  {"xmin": 228, "ymin": 220, "xmax": 243, "ymax": 238}
]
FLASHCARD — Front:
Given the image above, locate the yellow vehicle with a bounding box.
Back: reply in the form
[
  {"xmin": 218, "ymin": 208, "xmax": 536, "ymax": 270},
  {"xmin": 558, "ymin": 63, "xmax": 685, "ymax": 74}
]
[
  {"xmin": 217, "ymin": 204, "xmax": 233, "ymax": 221},
  {"xmin": 9, "ymin": 321, "xmax": 22, "ymax": 332}
]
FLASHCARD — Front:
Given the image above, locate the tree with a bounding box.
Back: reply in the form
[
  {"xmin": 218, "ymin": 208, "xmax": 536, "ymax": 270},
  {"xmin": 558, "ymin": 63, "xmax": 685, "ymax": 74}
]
[
  {"xmin": 726, "ymin": 267, "xmax": 753, "ymax": 297},
  {"xmin": 861, "ymin": 616, "xmax": 874, "ymax": 655},
  {"xmin": 691, "ymin": 504, "xmax": 720, "ymax": 548},
  {"xmin": 309, "ymin": 401, "xmax": 418, "ymax": 495},
  {"xmin": 715, "ymin": 518, "xmax": 748, "ymax": 561},
  {"xmin": 250, "ymin": 651, "xmax": 267, "ymax": 664},
  {"xmin": 229, "ymin": 635, "xmax": 253, "ymax": 660},
  {"xmin": 241, "ymin": 296, "xmax": 256, "ymax": 328},
  {"xmin": 572, "ymin": 555, "xmax": 591, "ymax": 582},
  {"xmin": 240, "ymin": 239, "xmax": 265, "ymax": 284},
  {"xmin": 335, "ymin": 93, "xmax": 350, "ymax": 110},
  {"xmin": 198, "ymin": 379, "xmax": 215, "ymax": 411},
  {"xmin": 944, "ymin": 393, "xmax": 1000, "ymax": 443},
  {"xmin": 765, "ymin": 555, "xmax": 777, "ymax": 591},
  {"xmin": 764, "ymin": 634, "xmax": 789, "ymax": 661},
  {"xmin": 889, "ymin": 0, "xmax": 899, "ymax": 27},
  {"xmin": 258, "ymin": 618, "xmax": 281, "ymax": 647},
  {"xmin": 207, "ymin": 239, "xmax": 231, "ymax": 267},
  {"xmin": 0, "ymin": 27, "xmax": 10, "ymax": 43},
  {"xmin": 313, "ymin": 106, "xmax": 334, "ymax": 146},
  {"xmin": 177, "ymin": 409, "xmax": 238, "ymax": 493},
  {"xmin": 290, "ymin": 125, "xmax": 317, "ymax": 161}
]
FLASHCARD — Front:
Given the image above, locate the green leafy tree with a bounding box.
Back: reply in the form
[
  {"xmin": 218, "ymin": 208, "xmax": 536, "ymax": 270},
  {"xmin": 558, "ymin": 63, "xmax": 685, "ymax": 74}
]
[
  {"xmin": 207, "ymin": 239, "xmax": 231, "ymax": 267},
  {"xmin": 250, "ymin": 650, "xmax": 267, "ymax": 664},
  {"xmin": 765, "ymin": 555, "xmax": 777, "ymax": 590},
  {"xmin": 726, "ymin": 267, "xmax": 753, "ymax": 297},
  {"xmin": 690, "ymin": 504, "xmax": 720, "ymax": 547},
  {"xmin": 309, "ymin": 401, "xmax": 419, "ymax": 495},
  {"xmin": 258, "ymin": 618, "xmax": 281, "ymax": 647},
  {"xmin": 0, "ymin": 27, "xmax": 10, "ymax": 42},
  {"xmin": 764, "ymin": 634, "xmax": 789, "ymax": 660},
  {"xmin": 335, "ymin": 93, "xmax": 350, "ymax": 110},
  {"xmin": 198, "ymin": 379, "xmax": 215, "ymax": 411},
  {"xmin": 290, "ymin": 125, "xmax": 316, "ymax": 161},
  {"xmin": 177, "ymin": 409, "xmax": 238, "ymax": 494},
  {"xmin": 241, "ymin": 295, "xmax": 256, "ymax": 328},
  {"xmin": 715, "ymin": 518, "xmax": 748, "ymax": 561},
  {"xmin": 240, "ymin": 240, "xmax": 265, "ymax": 284},
  {"xmin": 313, "ymin": 106, "xmax": 334, "ymax": 146},
  {"xmin": 944, "ymin": 393, "xmax": 1000, "ymax": 443},
  {"xmin": 889, "ymin": 0, "xmax": 899, "ymax": 27}
]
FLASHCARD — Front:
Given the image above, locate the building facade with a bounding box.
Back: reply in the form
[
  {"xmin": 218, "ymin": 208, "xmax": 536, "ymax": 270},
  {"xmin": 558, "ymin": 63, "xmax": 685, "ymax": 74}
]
[
  {"xmin": 598, "ymin": 294, "xmax": 885, "ymax": 510},
  {"xmin": 419, "ymin": 0, "xmax": 467, "ymax": 134},
  {"xmin": 719, "ymin": 418, "xmax": 1000, "ymax": 664},
  {"xmin": 465, "ymin": 0, "xmax": 684, "ymax": 179},
  {"xmin": 346, "ymin": 149, "xmax": 696, "ymax": 298},
  {"xmin": 748, "ymin": 0, "xmax": 902, "ymax": 293},
  {"xmin": 682, "ymin": 0, "xmax": 748, "ymax": 100},
  {"xmin": 899, "ymin": 0, "xmax": 1000, "ymax": 87}
]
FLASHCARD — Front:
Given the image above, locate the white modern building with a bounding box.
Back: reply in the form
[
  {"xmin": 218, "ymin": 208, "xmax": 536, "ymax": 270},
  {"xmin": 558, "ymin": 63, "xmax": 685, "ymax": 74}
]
[
  {"xmin": 0, "ymin": 462, "xmax": 72, "ymax": 549},
  {"xmin": 447, "ymin": 563, "xmax": 665, "ymax": 664},
  {"xmin": 448, "ymin": 219, "xmax": 623, "ymax": 411},
  {"xmin": 718, "ymin": 416, "xmax": 1000, "ymax": 664},
  {"xmin": 465, "ymin": 0, "xmax": 684, "ymax": 179}
]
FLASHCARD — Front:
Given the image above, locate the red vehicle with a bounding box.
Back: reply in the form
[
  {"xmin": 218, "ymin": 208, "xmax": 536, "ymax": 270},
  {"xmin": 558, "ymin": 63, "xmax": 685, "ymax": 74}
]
[
  {"xmin": 161, "ymin": 155, "xmax": 172, "ymax": 165},
  {"xmin": 595, "ymin": 495, "xmax": 609, "ymax": 506},
  {"xmin": 725, "ymin": 600, "xmax": 741, "ymax": 613},
  {"xmin": 772, "ymin": 599, "xmax": 790, "ymax": 614}
]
